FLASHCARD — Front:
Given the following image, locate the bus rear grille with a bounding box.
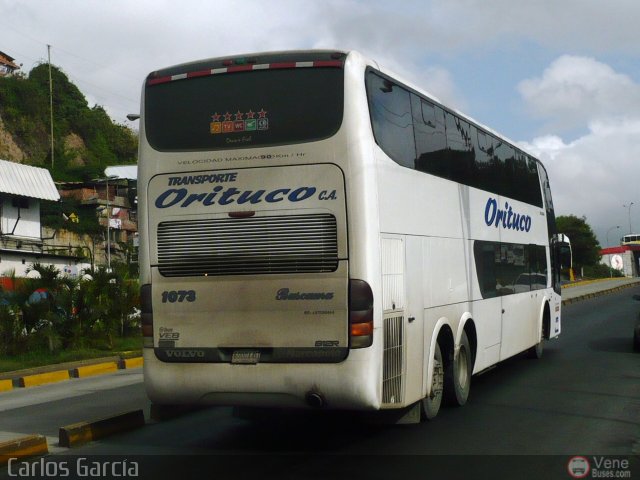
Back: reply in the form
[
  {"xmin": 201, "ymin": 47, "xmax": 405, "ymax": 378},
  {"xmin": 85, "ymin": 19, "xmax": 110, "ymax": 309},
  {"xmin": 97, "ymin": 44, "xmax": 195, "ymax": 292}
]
[
  {"xmin": 157, "ymin": 214, "xmax": 338, "ymax": 277},
  {"xmin": 382, "ymin": 314, "xmax": 404, "ymax": 405}
]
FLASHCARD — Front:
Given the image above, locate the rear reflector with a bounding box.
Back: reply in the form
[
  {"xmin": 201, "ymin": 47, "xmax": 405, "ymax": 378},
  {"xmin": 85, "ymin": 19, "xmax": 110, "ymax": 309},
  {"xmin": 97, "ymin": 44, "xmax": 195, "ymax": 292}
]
[
  {"xmin": 351, "ymin": 322, "xmax": 373, "ymax": 337},
  {"xmin": 349, "ymin": 279, "xmax": 373, "ymax": 349}
]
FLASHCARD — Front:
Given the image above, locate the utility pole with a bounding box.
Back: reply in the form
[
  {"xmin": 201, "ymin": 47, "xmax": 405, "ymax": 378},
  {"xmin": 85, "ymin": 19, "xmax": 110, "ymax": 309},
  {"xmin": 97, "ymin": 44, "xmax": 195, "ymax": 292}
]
[
  {"xmin": 623, "ymin": 202, "xmax": 634, "ymax": 235},
  {"xmin": 47, "ymin": 45, "xmax": 54, "ymax": 169},
  {"xmin": 106, "ymin": 176, "xmax": 111, "ymax": 271}
]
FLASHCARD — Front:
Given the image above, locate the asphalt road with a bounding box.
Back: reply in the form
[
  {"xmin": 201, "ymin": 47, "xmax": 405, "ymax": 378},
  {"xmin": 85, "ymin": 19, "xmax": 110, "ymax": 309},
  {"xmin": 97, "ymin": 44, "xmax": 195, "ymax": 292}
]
[
  {"xmin": 2, "ymin": 285, "xmax": 639, "ymax": 479},
  {"xmin": 0, "ymin": 368, "xmax": 146, "ymax": 451}
]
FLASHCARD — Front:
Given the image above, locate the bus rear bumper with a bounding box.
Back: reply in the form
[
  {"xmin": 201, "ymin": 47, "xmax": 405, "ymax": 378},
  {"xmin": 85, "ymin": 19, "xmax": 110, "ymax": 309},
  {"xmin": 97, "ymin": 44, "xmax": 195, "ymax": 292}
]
[{"xmin": 143, "ymin": 349, "xmax": 381, "ymax": 411}]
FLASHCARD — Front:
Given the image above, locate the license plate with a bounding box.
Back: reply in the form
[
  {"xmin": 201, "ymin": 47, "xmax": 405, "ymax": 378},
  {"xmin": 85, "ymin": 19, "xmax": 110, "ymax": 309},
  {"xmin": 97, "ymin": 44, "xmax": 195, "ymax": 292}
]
[{"xmin": 231, "ymin": 350, "xmax": 261, "ymax": 364}]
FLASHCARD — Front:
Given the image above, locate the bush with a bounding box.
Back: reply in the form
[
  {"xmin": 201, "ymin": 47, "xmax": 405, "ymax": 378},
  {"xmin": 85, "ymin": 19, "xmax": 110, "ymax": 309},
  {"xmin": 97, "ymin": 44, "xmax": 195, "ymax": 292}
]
[
  {"xmin": 2, "ymin": 262, "xmax": 140, "ymax": 356},
  {"xmin": 582, "ymin": 263, "xmax": 624, "ymax": 279}
]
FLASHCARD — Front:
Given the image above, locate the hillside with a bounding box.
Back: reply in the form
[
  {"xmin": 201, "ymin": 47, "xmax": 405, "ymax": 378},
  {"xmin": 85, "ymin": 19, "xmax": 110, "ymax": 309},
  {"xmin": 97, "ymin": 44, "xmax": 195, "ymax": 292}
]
[{"xmin": 0, "ymin": 64, "xmax": 137, "ymax": 182}]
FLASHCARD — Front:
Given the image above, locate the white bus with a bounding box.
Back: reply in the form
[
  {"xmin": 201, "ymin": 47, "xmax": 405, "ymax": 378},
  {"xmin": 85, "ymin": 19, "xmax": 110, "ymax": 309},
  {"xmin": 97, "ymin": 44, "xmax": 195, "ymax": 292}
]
[
  {"xmin": 138, "ymin": 50, "xmax": 564, "ymax": 422},
  {"xmin": 621, "ymin": 234, "xmax": 640, "ymax": 245}
]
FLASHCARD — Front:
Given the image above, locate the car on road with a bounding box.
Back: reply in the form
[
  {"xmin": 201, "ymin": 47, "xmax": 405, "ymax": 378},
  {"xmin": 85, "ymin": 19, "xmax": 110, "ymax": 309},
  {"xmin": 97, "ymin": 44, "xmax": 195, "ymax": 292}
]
[{"xmin": 513, "ymin": 273, "xmax": 547, "ymax": 294}]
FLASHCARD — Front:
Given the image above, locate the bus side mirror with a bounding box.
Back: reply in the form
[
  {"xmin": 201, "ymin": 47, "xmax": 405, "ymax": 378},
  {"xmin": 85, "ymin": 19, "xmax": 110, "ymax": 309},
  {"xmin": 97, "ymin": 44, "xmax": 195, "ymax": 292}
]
[{"xmin": 558, "ymin": 246, "xmax": 572, "ymax": 270}]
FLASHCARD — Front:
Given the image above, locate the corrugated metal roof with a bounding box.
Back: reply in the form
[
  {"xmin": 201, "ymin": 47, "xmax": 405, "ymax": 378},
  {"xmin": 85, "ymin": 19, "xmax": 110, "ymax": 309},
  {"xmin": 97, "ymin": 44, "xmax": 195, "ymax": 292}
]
[
  {"xmin": 0, "ymin": 159, "xmax": 60, "ymax": 201},
  {"xmin": 105, "ymin": 165, "xmax": 137, "ymax": 180}
]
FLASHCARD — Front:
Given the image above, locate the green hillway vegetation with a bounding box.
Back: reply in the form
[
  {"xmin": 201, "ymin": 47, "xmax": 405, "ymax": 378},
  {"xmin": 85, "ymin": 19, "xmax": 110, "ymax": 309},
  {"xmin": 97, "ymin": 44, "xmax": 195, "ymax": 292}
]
[{"xmin": 0, "ymin": 63, "xmax": 137, "ymax": 181}]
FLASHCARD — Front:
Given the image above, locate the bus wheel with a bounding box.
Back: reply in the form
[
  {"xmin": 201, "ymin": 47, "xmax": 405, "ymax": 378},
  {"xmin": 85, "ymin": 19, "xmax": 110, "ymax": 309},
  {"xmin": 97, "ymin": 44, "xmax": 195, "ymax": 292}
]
[
  {"xmin": 444, "ymin": 331, "xmax": 472, "ymax": 407},
  {"xmin": 421, "ymin": 342, "xmax": 444, "ymax": 420},
  {"xmin": 527, "ymin": 324, "xmax": 544, "ymax": 359}
]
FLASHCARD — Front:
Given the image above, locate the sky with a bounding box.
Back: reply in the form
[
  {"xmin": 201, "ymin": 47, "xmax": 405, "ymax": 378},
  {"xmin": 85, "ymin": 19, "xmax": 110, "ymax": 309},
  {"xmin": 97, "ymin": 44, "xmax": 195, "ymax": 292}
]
[{"xmin": 2, "ymin": 0, "xmax": 640, "ymax": 248}]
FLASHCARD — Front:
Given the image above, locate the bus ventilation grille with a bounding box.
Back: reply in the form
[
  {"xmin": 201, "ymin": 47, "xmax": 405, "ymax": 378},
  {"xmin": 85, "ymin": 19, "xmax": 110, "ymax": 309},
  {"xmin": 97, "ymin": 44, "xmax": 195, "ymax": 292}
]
[
  {"xmin": 382, "ymin": 314, "xmax": 404, "ymax": 405},
  {"xmin": 156, "ymin": 213, "xmax": 338, "ymax": 277}
]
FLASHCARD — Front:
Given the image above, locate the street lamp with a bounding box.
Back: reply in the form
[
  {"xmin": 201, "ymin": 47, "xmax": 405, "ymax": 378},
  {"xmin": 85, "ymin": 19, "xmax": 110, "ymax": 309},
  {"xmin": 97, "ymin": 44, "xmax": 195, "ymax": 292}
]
[
  {"xmin": 606, "ymin": 225, "xmax": 620, "ymax": 278},
  {"xmin": 623, "ymin": 202, "xmax": 634, "ymax": 235}
]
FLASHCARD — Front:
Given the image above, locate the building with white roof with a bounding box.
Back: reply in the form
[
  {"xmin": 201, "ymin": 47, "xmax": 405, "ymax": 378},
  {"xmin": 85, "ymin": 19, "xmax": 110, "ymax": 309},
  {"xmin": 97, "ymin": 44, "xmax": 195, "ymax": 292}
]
[{"xmin": 0, "ymin": 159, "xmax": 88, "ymax": 277}]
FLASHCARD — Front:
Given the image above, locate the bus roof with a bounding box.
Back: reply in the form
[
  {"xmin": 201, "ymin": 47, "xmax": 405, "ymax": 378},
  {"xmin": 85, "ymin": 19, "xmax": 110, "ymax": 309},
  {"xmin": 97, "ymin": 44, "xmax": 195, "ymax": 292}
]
[{"xmin": 145, "ymin": 49, "xmax": 542, "ymax": 164}]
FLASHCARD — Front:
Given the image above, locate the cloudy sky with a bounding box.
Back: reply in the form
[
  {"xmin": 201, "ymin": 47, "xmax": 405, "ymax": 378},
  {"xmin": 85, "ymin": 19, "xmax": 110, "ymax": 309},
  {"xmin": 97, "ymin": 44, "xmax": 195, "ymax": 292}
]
[{"xmin": 3, "ymin": 0, "xmax": 639, "ymax": 247}]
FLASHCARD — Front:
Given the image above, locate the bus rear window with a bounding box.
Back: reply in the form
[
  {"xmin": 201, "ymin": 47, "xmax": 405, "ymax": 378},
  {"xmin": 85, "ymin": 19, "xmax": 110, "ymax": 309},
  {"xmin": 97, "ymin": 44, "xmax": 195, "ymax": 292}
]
[{"xmin": 145, "ymin": 67, "xmax": 344, "ymax": 151}]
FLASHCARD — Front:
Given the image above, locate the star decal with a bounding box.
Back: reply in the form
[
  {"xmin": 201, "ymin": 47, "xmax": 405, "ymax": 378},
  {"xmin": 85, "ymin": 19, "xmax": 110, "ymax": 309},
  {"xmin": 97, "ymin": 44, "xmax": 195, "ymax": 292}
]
[{"xmin": 258, "ymin": 108, "xmax": 267, "ymax": 118}]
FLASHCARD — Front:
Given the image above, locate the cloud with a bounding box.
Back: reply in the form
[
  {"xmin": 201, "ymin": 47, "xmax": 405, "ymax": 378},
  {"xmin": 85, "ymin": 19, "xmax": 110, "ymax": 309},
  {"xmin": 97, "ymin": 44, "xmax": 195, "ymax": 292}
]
[
  {"xmin": 520, "ymin": 118, "xmax": 640, "ymax": 244},
  {"xmin": 19, "ymin": 0, "xmax": 640, "ymax": 125},
  {"xmin": 516, "ymin": 55, "xmax": 640, "ymax": 244},
  {"xmin": 517, "ymin": 55, "xmax": 640, "ymax": 132},
  {"xmin": 4, "ymin": 0, "xmax": 470, "ymax": 123},
  {"xmin": 441, "ymin": 0, "xmax": 640, "ymax": 54}
]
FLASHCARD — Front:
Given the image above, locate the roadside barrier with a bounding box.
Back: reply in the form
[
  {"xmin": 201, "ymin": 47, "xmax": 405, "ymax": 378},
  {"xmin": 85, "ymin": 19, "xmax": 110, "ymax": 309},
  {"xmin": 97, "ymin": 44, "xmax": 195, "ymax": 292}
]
[
  {"xmin": 59, "ymin": 410, "xmax": 145, "ymax": 448},
  {"xmin": 0, "ymin": 434, "xmax": 49, "ymax": 466},
  {"xmin": 71, "ymin": 361, "xmax": 119, "ymax": 378},
  {"xmin": 19, "ymin": 370, "xmax": 70, "ymax": 388},
  {"xmin": 0, "ymin": 357, "xmax": 143, "ymax": 392}
]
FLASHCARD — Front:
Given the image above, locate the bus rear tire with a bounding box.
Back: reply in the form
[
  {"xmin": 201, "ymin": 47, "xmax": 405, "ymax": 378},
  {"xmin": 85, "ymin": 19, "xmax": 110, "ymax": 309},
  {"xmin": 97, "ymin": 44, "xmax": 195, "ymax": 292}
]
[
  {"xmin": 444, "ymin": 331, "xmax": 472, "ymax": 407},
  {"xmin": 527, "ymin": 323, "xmax": 544, "ymax": 359},
  {"xmin": 421, "ymin": 342, "xmax": 444, "ymax": 420}
]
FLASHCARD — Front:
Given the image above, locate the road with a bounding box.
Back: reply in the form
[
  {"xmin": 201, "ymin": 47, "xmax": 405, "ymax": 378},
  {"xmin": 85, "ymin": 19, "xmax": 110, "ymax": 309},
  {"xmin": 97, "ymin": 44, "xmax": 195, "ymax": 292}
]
[
  {"xmin": 2, "ymin": 285, "xmax": 639, "ymax": 478},
  {"xmin": 0, "ymin": 369, "xmax": 145, "ymax": 451}
]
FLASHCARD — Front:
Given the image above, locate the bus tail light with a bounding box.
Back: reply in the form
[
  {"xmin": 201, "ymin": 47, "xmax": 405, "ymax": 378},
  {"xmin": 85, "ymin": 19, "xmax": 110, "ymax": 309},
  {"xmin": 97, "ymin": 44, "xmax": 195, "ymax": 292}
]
[
  {"xmin": 141, "ymin": 284, "xmax": 154, "ymax": 348},
  {"xmin": 349, "ymin": 279, "xmax": 373, "ymax": 349}
]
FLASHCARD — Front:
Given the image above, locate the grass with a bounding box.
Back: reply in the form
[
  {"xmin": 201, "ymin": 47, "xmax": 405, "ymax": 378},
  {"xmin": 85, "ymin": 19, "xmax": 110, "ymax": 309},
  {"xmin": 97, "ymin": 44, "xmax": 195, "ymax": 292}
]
[{"xmin": 0, "ymin": 335, "xmax": 143, "ymax": 374}]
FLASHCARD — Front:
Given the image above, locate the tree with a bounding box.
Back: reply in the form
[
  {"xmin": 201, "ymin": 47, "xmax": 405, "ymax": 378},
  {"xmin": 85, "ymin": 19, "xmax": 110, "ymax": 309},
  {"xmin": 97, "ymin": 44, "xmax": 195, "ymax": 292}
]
[{"xmin": 556, "ymin": 215, "xmax": 601, "ymax": 273}]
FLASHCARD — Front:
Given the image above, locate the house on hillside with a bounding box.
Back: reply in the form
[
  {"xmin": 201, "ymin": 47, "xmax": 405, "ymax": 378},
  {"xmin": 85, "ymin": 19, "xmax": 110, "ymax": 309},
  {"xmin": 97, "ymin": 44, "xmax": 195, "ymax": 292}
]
[
  {"xmin": 0, "ymin": 158, "xmax": 88, "ymax": 277},
  {"xmin": 55, "ymin": 166, "xmax": 138, "ymax": 268},
  {"xmin": 0, "ymin": 51, "xmax": 20, "ymax": 77}
]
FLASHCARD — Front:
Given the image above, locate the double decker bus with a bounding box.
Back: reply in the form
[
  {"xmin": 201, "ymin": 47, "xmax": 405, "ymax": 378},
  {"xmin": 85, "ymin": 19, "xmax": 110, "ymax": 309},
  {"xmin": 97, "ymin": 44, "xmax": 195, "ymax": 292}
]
[{"xmin": 138, "ymin": 50, "xmax": 564, "ymax": 421}]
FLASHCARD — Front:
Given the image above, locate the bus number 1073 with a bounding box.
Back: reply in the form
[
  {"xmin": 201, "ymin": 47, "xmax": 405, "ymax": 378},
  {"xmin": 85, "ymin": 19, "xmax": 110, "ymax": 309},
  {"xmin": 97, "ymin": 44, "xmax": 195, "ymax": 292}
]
[{"xmin": 161, "ymin": 290, "xmax": 197, "ymax": 303}]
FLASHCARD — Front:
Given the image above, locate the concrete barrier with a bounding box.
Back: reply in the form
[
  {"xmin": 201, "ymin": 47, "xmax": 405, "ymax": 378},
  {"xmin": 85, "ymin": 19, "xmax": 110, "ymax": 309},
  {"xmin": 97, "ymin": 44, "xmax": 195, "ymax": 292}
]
[
  {"xmin": 562, "ymin": 281, "xmax": 640, "ymax": 306},
  {"xmin": 0, "ymin": 379, "xmax": 13, "ymax": 392},
  {"xmin": 19, "ymin": 370, "xmax": 70, "ymax": 388},
  {"xmin": 59, "ymin": 409, "xmax": 145, "ymax": 448},
  {"xmin": 0, "ymin": 434, "xmax": 49, "ymax": 465},
  {"xmin": 121, "ymin": 357, "xmax": 143, "ymax": 369},
  {"xmin": 71, "ymin": 361, "xmax": 119, "ymax": 378}
]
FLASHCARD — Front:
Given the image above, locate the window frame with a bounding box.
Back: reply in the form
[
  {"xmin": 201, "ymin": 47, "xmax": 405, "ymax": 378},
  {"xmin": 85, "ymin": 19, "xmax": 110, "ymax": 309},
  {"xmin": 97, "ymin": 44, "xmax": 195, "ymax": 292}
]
[{"xmin": 365, "ymin": 67, "xmax": 544, "ymax": 208}]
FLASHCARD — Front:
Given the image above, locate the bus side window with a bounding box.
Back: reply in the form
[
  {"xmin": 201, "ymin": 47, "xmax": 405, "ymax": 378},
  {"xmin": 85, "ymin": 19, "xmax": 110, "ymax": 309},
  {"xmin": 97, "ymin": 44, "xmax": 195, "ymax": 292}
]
[
  {"xmin": 413, "ymin": 95, "xmax": 446, "ymax": 177},
  {"xmin": 445, "ymin": 112, "xmax": 474, "ymax": 186},
  {"xmin": 473, "ymin": 128, "xmax": 497, "ymax": 194},
  {"xmin": 500, "ymin": 143, "xmax": 518, "ymax": 200},
  {"xmin": 367, "ymin": 72, "xmax": 416, "ymax": 169},
  {"xmin": 524, "ymin": 154, "xmax": 543, "ymax": 207}
]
